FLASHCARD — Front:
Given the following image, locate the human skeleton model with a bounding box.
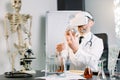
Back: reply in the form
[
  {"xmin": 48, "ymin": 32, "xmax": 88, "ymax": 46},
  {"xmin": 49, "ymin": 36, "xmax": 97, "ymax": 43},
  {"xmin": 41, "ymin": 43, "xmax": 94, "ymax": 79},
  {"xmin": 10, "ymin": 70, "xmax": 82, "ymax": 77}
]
[{"xmin": 4, "ymin": 0, "xmax": 34, "ymax": 73}]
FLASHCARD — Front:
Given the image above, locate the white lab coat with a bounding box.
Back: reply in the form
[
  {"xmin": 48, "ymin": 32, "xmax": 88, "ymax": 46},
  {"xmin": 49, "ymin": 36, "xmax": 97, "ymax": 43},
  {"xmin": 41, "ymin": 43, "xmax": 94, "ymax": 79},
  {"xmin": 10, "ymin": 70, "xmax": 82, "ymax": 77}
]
[{"xmin": 61, "ymin": 32, "xmax": 104, "ymax": 72}]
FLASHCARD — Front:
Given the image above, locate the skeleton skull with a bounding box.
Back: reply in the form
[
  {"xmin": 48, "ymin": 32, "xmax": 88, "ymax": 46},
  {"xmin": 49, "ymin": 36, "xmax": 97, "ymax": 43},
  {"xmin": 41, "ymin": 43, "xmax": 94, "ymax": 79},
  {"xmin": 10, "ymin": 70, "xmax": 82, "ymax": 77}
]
[{"xmin": 11, "ymin": 0, "xmax": 22, "ymax": 12}]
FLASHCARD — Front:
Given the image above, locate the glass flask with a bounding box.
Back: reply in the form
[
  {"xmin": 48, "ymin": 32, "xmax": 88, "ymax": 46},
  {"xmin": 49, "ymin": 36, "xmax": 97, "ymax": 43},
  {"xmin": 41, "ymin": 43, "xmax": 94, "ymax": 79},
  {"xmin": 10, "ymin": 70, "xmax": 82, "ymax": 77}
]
[
  {"xmin": 97, "ymin": 60, "xmax": 107, "ymax": 80},
  {"xmin": 84, "ymin": 66, "xmax": 93, "ymax": 79},
  {"xmin": 113, "ymin": 58, "xmax": 120, "ymax": 80},
  {"xmin": 84, "ymin": 57, "xmax": 93, "ymax": 79}
]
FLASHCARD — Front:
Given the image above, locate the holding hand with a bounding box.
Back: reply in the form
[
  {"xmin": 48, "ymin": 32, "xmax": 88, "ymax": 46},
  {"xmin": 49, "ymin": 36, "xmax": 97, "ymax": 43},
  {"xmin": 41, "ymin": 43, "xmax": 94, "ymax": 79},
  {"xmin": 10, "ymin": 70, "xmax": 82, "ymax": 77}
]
[
  {"xmin": 65, "ymin": 30, "xmax": 79, "ymax": 53},
  {"xmin": 56, "ymin": 43, "xmax": 65, "ymax": 53}
]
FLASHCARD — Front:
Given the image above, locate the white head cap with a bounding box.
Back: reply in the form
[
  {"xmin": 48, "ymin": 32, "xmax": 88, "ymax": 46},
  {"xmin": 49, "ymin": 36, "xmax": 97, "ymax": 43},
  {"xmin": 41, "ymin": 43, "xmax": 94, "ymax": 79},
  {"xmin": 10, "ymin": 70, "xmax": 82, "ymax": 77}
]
[{"xmin": 69, "ymin": 11, "xmax": 94, "ymax": 27}]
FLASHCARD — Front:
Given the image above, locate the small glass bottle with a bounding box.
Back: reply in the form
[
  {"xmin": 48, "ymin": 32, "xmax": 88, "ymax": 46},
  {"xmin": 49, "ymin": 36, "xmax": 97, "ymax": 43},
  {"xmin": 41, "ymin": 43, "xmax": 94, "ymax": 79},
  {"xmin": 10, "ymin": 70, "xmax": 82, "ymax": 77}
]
[
  {"xmin": 55, "ymin": 52, "xmax": 66, "ymax": 77},
  {"xmin": 56, "ymin": 52, "xmax": 64, "ymax": 72}
]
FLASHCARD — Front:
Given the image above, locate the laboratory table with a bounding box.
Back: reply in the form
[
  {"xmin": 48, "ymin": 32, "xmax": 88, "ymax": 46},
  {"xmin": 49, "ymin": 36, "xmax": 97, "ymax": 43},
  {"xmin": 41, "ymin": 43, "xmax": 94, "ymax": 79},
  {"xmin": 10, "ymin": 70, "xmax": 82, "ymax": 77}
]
[{"xmin": 0, "ymin": 71, "xmax": 113, "ymax": 80}]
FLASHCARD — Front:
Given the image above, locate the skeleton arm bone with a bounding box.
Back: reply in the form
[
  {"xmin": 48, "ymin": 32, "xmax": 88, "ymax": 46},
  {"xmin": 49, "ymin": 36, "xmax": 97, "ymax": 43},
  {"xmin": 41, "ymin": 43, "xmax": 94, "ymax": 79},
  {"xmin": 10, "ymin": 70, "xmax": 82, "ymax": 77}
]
[
  {"xmin": 4, "ymin": 14, "xmax": 10, "ymax": 54},
  {"xmin": 4, "ymin": 14, "xmax": 9, "ymax": 39},
  {"xmin": 22, "ymin": 14, "xmax": 32, "ymax": 47},
  {"xmin": 29, "ymin": 15, "xmax": 32, "ymax": 46},
  {"xmin": 25, "ymin": 15, "xmax": 32, "ymax": 46}
]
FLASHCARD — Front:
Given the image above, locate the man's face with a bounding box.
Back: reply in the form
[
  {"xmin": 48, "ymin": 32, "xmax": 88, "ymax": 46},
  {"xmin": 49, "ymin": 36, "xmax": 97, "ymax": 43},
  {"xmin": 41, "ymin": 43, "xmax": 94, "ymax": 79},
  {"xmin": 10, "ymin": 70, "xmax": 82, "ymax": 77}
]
[
  {"xmin": 78, "ymin": 24, "xmax": 89, "ymax": 34},
  {"xmin": 12, "ymin": 0, "xmax": 21, "ymax": 12},
  {"xmin": 77, "ymin": 19, "xmax": 94, "ymax": 34}
]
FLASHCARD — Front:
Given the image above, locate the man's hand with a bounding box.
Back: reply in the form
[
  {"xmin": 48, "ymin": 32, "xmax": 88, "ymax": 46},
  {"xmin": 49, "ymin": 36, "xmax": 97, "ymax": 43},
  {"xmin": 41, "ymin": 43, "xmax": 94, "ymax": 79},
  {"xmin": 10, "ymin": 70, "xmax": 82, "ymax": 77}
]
[
  {"xmin": 56, "ymin": 43, "xmax": 65, "ymax": 53},
  {"xmin": 65, "ymin": 30, "xmax": 79, "ymax": 53}
]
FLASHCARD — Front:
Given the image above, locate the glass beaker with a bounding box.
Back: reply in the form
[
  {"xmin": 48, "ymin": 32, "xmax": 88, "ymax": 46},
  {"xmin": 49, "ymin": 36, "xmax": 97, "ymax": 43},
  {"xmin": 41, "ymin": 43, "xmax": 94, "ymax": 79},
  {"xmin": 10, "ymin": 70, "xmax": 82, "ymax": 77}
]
[
  {"xmin": 45, "ymin": 55, "xmax": 57, "ymax": 76},
  {"xmin": 45, "ymin": 54, "xmax": 66, "ymax": 77}
]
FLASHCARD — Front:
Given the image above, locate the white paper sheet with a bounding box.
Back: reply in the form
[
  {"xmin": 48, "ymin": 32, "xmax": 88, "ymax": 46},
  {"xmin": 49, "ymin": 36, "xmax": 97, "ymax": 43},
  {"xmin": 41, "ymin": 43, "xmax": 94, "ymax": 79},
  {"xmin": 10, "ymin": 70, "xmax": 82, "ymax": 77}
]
[{"xmin": 35, "ymin": 71, "xmax": 85, "ymax": 80}]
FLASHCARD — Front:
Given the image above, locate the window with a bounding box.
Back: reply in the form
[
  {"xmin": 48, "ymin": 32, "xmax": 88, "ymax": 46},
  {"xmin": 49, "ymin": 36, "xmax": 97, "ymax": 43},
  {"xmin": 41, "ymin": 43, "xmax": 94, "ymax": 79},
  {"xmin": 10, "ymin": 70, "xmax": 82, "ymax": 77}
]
[{"xmin": 114, "ymin": 0, "xmax": 120, "ymax": 38}]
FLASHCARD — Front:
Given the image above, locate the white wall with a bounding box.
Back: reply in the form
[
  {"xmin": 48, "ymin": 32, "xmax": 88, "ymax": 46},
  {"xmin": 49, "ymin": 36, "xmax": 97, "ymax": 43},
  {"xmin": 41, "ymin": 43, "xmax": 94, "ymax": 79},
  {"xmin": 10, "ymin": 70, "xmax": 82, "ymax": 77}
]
[
  {"xmin": 85, "ymin": 0, "xmax": 119, "ymax": 47},
  {"xmin": 0, "ymin": 0, "xmax": 57, "ymax": 74}
]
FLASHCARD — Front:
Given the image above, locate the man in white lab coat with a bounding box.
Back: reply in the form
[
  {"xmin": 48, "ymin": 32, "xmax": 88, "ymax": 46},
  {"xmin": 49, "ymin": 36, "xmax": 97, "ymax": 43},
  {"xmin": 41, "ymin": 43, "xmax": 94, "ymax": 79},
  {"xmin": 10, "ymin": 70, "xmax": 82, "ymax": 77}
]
[{"xmin": 56, "ymin": 11, "xmax": 104, "ymax": 72}]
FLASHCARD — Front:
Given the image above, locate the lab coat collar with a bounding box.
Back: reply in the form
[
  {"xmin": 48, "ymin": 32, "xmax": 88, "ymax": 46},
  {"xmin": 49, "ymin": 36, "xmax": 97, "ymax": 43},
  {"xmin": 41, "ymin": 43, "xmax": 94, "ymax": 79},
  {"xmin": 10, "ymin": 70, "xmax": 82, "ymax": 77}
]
[
  {"xmin": 78, "ymin": 32, "xmax": 92, "ymax": 38},
  {"xmin": 78, "ymin": 32, "xmax": 92, "ymax": 44}
]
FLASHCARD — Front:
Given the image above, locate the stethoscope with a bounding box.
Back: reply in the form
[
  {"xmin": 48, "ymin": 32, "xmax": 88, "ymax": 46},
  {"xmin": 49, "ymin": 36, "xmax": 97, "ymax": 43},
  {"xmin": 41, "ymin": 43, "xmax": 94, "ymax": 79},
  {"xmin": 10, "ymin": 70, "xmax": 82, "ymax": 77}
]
[{"xmin": 84, "ymin": 34, "xmax": 93, "ymax": 47}]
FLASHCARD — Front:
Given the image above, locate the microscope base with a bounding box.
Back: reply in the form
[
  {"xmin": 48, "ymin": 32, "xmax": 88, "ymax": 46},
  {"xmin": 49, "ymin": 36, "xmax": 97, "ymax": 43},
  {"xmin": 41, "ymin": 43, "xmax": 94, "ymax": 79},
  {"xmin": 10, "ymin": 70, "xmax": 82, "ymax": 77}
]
[
  {"xmin": 21, "ymin": 70, "xmax": 36, "ymax": 74},
  {"xmin": 4, "ymin": 71, "xmax": 32, "ymax": 78}
]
